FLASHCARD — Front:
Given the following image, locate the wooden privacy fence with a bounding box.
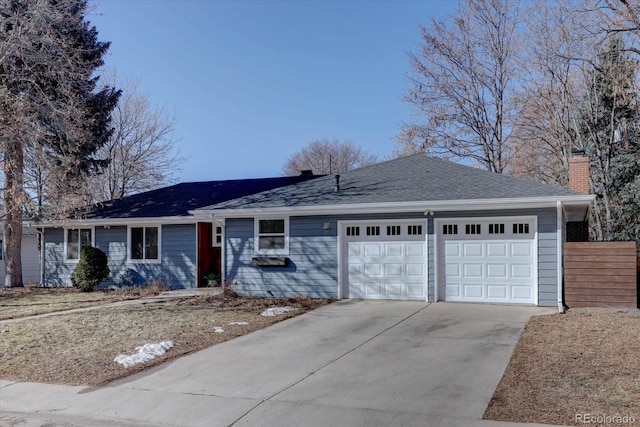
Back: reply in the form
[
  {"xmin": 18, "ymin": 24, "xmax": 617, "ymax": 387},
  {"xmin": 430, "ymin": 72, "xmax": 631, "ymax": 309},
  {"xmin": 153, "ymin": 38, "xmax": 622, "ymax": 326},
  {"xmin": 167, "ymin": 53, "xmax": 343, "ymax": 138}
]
[{"xmin": 564, "ymin": 241, "xmax": 639, "ymax": 308}]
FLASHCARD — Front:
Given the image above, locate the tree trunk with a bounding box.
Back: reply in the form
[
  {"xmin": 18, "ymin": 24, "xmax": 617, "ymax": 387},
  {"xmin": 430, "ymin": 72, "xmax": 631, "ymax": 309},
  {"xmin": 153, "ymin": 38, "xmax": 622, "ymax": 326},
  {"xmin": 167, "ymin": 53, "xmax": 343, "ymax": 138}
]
[{"xmin": 4, "ymin": 137, "xmax": 24, "ymax": 288}]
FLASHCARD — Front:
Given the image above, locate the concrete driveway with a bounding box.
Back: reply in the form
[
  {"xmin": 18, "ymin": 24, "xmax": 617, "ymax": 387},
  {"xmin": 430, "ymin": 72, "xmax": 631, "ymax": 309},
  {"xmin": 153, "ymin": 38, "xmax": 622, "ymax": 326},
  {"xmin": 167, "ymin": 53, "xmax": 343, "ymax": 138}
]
[{"xmin": 0, "ymin": 301, "xmax": 556, "ymax": 427}]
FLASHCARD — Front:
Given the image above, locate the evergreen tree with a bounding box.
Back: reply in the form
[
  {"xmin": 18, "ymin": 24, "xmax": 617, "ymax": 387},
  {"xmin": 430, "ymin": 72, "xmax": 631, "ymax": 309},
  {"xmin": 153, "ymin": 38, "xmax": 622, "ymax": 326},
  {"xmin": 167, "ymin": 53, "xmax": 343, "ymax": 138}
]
[
  {"xmin": 578, "ymin": 35, "xmax": 640, "ymax": 241},
  {"xmin": 0, "ymin": 0, "xmax": 120, "ymax": 287}
]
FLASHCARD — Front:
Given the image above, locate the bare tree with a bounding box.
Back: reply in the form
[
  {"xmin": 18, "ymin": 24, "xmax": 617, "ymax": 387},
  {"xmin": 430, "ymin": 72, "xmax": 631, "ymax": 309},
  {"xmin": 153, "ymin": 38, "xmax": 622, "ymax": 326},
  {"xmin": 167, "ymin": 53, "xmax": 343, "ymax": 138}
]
[
  {"xmin": 397, "ymin": 0, "xmax": 521, "ymax": 173},
  {"xmin": 0, "ymin": 0, "xmax": 119, "ymax": 287},
  {"xmin": 509, "ymin": 1, "xmax": 593, "ymax": 186},
  {"xmin": 85, "ymin": 73, "xmax": 182, "ymax": 202},
  {"xmin": 282, "ymin": 139, "xmax": 377, "ymax": 176}
]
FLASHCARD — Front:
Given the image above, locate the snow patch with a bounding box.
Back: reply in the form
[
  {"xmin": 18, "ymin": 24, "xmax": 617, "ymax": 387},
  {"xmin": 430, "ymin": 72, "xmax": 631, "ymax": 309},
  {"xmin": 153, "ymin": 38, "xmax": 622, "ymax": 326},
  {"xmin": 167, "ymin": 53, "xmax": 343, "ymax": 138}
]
[
  {"xmin": 114, "ymin": 341, "xmax": 174, "ymax": 368},
  {"xmin": 228, "ymin": 321, "xmax": 249, "ymax": 325},
  {"xmin": 260, "ymin": 306, "xmax": 298, "ymax": 317},
  {"xmin": 213, "ymin": 327, "xmax": 225, "ymax": 333}
]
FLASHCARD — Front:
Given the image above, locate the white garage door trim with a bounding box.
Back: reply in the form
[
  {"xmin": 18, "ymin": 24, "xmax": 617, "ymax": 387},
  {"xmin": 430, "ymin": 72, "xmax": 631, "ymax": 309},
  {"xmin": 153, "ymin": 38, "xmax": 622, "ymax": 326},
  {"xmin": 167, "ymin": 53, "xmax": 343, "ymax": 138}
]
[
  {"xmin": 338, "ymin": 219, "xmax": 428, "ymax": 301},
  {"xmin": 434, "ymin": 216, "xmax": 538, "ymax": 305}
]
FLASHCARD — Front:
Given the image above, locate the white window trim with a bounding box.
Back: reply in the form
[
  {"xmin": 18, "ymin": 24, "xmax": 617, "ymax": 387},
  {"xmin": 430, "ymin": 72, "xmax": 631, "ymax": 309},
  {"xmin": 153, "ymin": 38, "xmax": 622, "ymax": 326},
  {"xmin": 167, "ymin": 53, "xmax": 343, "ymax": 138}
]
[
  {"xmin": 254, "ymin": 217, "xmax": 289, "ymax": 255},
  {"xmin": 212, "ymin": 224, "xmax": 222, "ymax": 247},
  {"xmin": 127, "ymin": 225, "xmax": 162, "ymax": 264},
  {"xmin": 63, "ymin": 227, "xmax": 95, "ymax": 263}
]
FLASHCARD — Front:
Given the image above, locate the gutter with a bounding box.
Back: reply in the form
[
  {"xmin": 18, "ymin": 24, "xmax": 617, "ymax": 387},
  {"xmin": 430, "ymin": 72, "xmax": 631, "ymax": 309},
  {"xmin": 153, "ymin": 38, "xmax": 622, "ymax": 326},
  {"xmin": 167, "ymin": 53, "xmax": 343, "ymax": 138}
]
[
  {"xmin": 190, "ymin": 195, "xmax": 595, "ymax": 219},
  {"xmin": 557, "ymin": 201, "xmax": 564, "ymax": 313}
]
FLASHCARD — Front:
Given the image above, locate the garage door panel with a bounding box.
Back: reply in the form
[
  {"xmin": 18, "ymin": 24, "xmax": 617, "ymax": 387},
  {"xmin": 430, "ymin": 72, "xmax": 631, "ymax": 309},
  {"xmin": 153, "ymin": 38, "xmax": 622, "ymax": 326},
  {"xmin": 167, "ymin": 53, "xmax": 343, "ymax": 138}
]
[
  {"xmin": 511, "ymin": 286, "xmax": 533, "ymax": 300},
  {"xmin": 348, "ymin": 244, "xmax": 361, "ymax": 256},
  {"xmin": 511, "ymin": 264, "xmax": 533, "ymax": 278},
  {"xmin": 463, "ymin": 264, "xmax": 484, "ymax": 278},
  {"xmin": 487, "ymin": 285, "xmax": 508, "ymax": 299},
  {"xmin": 407, "ymin": 283, "xmax": 425, "ymax": 297},
  {"xmin": 364, "ymin": 244, "xmax": 382, "ymax": 256},
  {"xmin": 406, "ymin": 243, "xmax": 424, "ymax": 256},
  {"xmin": 385, "ymin": 264, "xmax": 403, "ymax": 276},
  {"xmin": 463, "ymin": 243, "xmax": 483, "ymax": 256},
  {"xmin": 442, "ymin": 227, "xmax": 535, "ymax": 304},
  {"xmin": 347, "ymin": 232, "xmax": 426, "ymax": 300},
  {"xmin": 511, "ymin": 242, "xmax": 532, "ymax": 257},
  {"xmin": 487, "ymin": 264, "xmax": 507, "ymax": 278},
  {"xmin": 446, "ymin": 284, "xmax": 461, "ymax": 298},
  {"xmin": 463, "ymin": 284, "xmax": 484, "ymax": 298},
  {"xmin": 406, "ymin": 263, "xmax": 424, "ymax": 276},
  {"xmin": 385, "ymin": 244, "xmax": 403, "ymax": 256},
  {"xmin": 487, "ymin": 243, "xmax": 507, "ymax": 256}
]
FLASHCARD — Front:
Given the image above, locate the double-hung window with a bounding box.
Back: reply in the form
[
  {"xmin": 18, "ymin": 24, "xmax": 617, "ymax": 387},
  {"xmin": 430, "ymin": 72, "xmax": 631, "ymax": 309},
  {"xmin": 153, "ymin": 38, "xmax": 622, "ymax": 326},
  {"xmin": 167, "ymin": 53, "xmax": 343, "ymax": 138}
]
[
  {"xmin": 255, "ymin": 218, "xmax": 288, "ymax": 254},
  {"xmin": 66, "ymin": 228, "xmax": 93, "ymax": 261},
  {"xmin": 129, "ymin": 226, "xmax": 160, "ymax": 261}
]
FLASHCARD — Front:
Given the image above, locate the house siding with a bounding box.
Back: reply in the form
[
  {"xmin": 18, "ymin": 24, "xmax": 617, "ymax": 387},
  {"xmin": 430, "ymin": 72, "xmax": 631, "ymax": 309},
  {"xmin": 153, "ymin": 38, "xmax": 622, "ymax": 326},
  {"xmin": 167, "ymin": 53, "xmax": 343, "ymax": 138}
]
[
  {"xmin": 0, "ymin": 233, "xmax": 41, "ymax": 285},
  {"xmin": 225, "ymin": 208, "xmax": 559, "ymax": 306},
  {"xmin": 225, "ymin": 217, "xmax": 340, "ymax": 298},
  {"xmin": 43, "ymin": 224, "xmax": 197, "ymax": 289}
]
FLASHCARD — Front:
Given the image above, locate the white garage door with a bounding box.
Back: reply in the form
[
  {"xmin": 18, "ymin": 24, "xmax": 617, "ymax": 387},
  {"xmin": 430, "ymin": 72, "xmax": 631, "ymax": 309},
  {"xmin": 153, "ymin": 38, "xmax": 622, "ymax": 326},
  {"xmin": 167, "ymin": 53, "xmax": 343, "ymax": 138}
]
[
  {"xmin": 438, "ymin": 218, "xmax": 536, "ymax": 304},
  {"xmin": 344, "ymin": 221, "xmax": 427, "ymax": 300}
]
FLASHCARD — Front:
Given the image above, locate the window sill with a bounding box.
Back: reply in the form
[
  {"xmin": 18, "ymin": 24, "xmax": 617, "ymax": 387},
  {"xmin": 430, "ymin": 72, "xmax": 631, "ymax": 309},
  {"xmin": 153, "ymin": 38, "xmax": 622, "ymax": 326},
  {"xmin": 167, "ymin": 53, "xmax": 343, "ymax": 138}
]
[
  {"xmin": 127, "ymin": 259, "xmax": 162, "ymax": 265},
  {"xmin": 252, "ymin": 256, "xmax": 289, "ymax": 267}
]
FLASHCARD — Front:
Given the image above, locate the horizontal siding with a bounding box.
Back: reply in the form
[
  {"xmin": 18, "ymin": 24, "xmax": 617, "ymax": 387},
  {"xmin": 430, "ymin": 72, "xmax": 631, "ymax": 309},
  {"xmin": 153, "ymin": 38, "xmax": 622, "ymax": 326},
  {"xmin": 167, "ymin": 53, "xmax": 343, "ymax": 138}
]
[
  {"xmin": 564, "ymin": 242, "xmax": 637, "ymax": 308},
  {"xmin": 43, "ymin": 224, "xmax": 196, "ymax": 289},
  {"xmin": 226, "ymin": 209, "xmax": 560, "ymax": 305},
  {"xmin": 226, "ymin": 217, "xmax": 339, "ymax": 298},
  {"xmin": 0, "ymin": 234, "xmax": 40, "ymax": 285}
]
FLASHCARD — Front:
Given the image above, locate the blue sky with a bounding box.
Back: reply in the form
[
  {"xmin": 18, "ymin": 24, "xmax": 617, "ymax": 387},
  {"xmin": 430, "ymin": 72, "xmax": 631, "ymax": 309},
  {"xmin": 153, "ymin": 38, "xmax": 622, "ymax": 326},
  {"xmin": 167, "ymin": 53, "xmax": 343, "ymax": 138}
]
[{"xmin": 90, "ymin": 0, "xmax": 458, "ymax": 182}]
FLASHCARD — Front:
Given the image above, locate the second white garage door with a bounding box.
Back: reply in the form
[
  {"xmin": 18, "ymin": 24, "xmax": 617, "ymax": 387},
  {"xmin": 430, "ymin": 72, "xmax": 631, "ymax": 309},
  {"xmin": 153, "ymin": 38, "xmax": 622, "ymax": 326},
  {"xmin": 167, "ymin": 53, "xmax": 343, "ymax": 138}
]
[
  {"xmin": 437, "ymin": 218, "xmax": 537, "ymax": 304},
  {"xmin": 343, "ymin": 221, "xmax": 427, "ymax": 300}
]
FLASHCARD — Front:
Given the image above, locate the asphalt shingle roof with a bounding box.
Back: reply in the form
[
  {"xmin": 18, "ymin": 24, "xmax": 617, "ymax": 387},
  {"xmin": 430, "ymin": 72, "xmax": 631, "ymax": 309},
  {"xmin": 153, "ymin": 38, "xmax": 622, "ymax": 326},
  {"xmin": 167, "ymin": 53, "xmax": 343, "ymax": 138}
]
[
  {"xmin": 77, "ymin": 175, "xmax": 320, "ymax": 219},
  {"xmin": 205, "ymin": 154, "xmax": 581, "ymax": 211}
]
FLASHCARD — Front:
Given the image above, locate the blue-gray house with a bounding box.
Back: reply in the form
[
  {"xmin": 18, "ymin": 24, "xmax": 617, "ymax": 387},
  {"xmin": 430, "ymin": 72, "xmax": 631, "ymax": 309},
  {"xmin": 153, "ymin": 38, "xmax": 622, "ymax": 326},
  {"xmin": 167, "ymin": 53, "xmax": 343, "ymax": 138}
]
[
  {"xmin": 192, "ymin": 155, "xmax": 594, "ymax": 309},
  {"xmin": 40, "ymin": 175, "xmax": 319, "ymax": 289}
]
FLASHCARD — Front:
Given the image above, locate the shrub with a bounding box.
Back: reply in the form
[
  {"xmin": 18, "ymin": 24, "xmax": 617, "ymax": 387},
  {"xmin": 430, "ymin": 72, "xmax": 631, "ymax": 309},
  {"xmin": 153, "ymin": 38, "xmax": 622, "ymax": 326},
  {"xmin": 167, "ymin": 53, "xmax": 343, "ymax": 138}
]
[{"xmin": 71, "ymin": 247, "xmax": 110, "ymax": 292}]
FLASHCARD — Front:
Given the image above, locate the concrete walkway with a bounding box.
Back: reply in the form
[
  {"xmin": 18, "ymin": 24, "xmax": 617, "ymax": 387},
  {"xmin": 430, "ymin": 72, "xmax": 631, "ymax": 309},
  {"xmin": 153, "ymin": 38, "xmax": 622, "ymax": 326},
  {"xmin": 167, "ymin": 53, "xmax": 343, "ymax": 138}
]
[{"xmin": 0, "ymin": 301, "xmax": 559, "ymax": 427}]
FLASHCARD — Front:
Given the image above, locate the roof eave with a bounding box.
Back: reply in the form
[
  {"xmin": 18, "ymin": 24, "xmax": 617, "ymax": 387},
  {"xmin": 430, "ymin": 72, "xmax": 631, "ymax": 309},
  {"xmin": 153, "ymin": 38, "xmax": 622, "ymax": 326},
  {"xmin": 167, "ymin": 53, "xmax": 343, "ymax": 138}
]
[
  {"xmin": 39, "ymin": 216, "xmax": 196, "ymax": 228},
  {"xmin": 192, "ymin": 195, "xmax": 596, "ymax": 218}
]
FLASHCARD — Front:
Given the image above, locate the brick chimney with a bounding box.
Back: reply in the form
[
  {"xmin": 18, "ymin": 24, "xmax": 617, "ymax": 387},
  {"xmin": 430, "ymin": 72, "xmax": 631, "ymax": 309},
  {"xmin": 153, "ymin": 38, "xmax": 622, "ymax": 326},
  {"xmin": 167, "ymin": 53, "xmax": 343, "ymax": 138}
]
[{"xmin": 568, "ymin": 150, "xmax": 590, "ymax": 194}]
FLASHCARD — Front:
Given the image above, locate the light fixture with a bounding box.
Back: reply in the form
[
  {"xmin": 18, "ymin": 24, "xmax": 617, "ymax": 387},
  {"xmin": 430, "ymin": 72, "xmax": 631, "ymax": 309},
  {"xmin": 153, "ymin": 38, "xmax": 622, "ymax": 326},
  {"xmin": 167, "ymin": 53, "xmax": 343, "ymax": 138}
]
[{"xmin": 323, "ymin": 222, "xmax": 331, "ymax": 231}]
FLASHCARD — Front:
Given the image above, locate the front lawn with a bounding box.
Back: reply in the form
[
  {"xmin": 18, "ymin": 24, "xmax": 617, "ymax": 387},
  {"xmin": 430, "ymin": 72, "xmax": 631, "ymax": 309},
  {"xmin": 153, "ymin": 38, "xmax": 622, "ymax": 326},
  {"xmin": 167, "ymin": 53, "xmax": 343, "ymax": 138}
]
[
  {"xmin": 0, "ymin": 290, "xmax": 330, "ymax": 386},
  {"xmin": 484, "ymin": 308, "xmax": 640, "ymax": 426}
]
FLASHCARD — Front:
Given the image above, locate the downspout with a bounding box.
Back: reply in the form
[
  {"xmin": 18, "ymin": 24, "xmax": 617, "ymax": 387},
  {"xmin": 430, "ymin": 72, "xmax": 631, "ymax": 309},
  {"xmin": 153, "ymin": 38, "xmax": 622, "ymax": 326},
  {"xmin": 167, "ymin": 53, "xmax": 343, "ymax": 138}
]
[
  {"xmin": 39, "ymin": 228, "xmax": 45, "ymax": 286},
  {"xmin": 556, "ymin": 201, "xmax": 564, "ymax": 313}
]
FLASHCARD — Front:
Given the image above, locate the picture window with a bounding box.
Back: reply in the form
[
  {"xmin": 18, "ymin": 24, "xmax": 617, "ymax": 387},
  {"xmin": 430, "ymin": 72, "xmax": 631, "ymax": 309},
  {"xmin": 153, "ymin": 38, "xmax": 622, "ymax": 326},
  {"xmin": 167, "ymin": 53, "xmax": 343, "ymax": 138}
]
[
  {"xmin": 66, "ymin": 228, "xmax": 92, "ymax": 260},
  {"xmin": 130, "ymin": 226, "xmax": 159, "ymax": 260}
]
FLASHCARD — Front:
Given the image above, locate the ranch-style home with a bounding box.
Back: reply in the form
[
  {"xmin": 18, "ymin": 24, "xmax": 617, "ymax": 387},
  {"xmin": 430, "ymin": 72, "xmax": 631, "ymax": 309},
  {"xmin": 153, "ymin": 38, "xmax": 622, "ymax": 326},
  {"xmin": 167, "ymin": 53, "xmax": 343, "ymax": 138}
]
[
  {"xmin": 39, "ymin": 175, "xmax": 319, "ymax": 289},
  {"xmin": 192, "ymin": 154, "xmax": 594, "ymax": 309},
  {"xmin": 40, "ymin": 154, "xmax": 594, "ymax": 309}
]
